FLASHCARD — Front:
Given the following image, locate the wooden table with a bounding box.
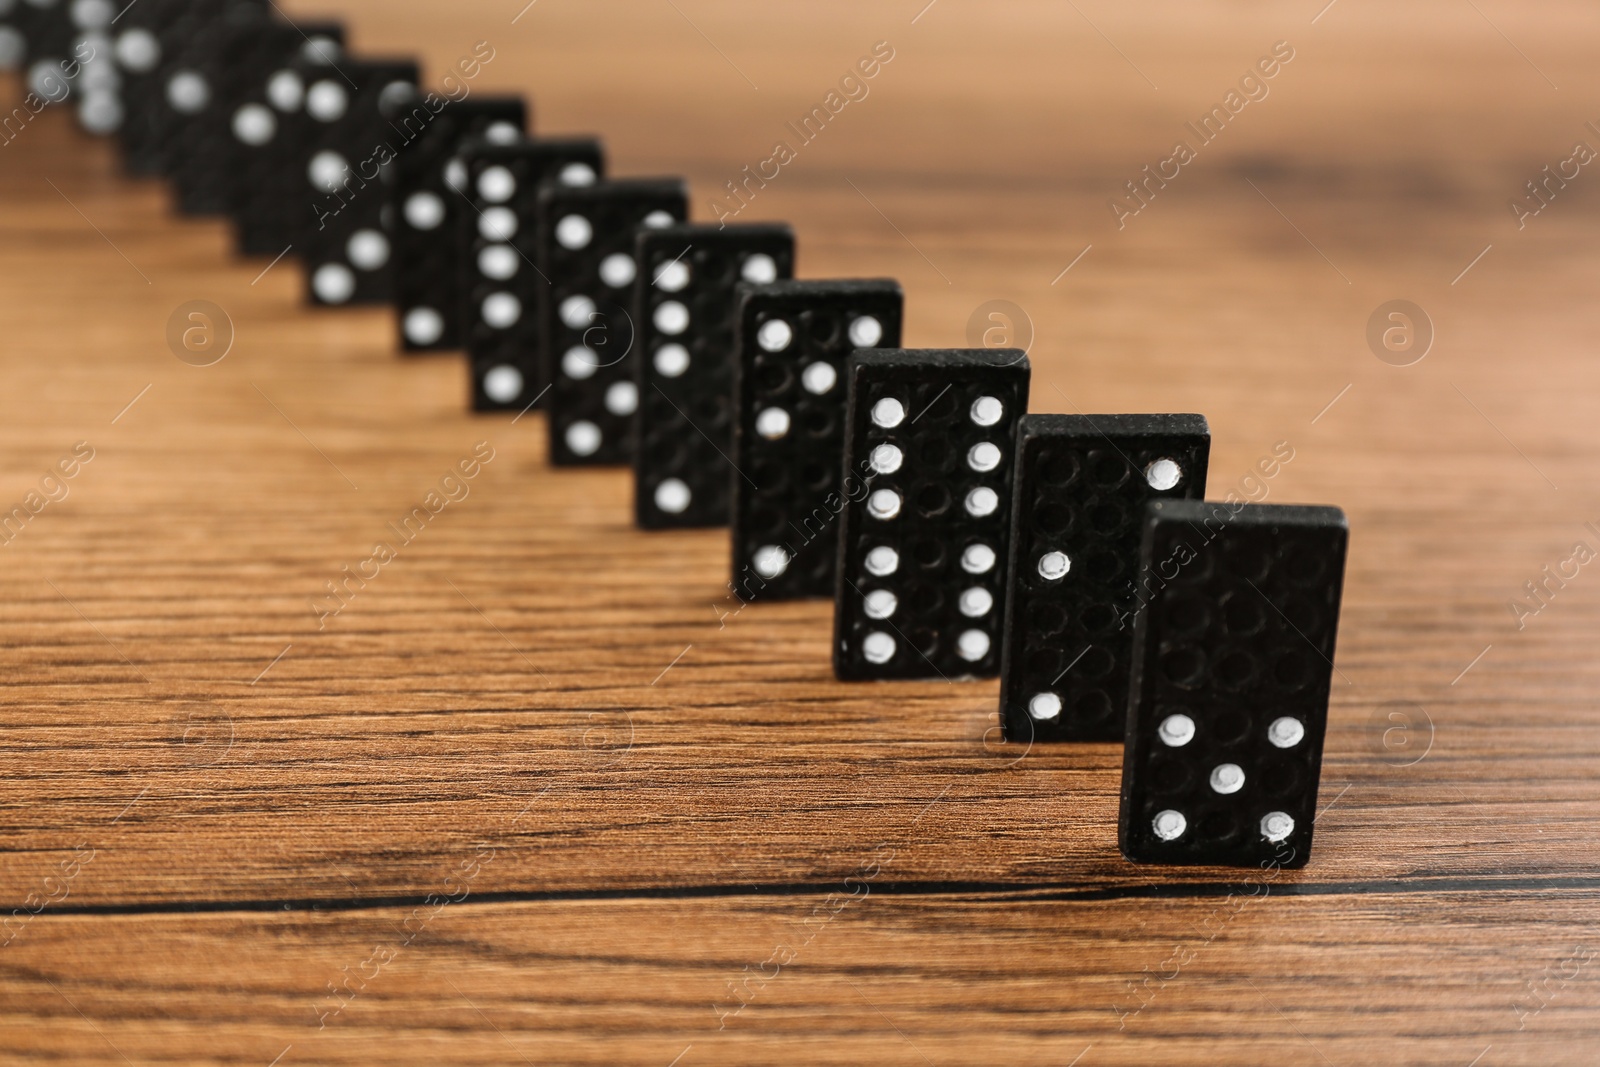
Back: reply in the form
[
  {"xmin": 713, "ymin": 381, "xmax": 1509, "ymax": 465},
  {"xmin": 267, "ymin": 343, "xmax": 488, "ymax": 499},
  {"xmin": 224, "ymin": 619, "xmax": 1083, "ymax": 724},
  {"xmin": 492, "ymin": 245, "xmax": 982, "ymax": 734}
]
[{"xmin": 2, "ymin": 1, "xmax": 1599, "ymax": 1063}]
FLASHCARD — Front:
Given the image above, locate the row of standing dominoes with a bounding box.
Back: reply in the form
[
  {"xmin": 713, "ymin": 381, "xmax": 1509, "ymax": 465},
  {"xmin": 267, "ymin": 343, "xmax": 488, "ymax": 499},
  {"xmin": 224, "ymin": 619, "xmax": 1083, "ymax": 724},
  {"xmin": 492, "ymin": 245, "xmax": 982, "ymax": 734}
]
[{"xmin": 1, "ymin": 1, "xmax": 1350, "ymax": 869}]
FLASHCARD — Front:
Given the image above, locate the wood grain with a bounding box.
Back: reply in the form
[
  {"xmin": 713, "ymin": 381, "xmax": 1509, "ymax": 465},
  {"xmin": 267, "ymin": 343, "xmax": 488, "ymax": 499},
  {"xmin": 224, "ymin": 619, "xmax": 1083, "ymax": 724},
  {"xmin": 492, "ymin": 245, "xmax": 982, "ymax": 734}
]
[{"xmin": 4, "ymin": 0, "xmax": 1600, "ymax": 1062}]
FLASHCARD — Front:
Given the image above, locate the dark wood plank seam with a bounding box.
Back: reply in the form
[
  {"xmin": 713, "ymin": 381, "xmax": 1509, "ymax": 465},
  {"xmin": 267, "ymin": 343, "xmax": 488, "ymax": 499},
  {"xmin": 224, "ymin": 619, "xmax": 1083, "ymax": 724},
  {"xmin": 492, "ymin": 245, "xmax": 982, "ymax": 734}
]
[{"xmin": 28, "ymin": 874, "xmax": 1600, "ymax": 917}]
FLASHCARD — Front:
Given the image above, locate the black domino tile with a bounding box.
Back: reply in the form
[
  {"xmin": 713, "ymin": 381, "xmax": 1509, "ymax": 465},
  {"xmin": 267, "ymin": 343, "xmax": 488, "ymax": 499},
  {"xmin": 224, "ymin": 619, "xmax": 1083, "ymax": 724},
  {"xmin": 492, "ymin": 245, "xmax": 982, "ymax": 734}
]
[
  {"xmin": 999, "ymin": 413, "xmax": 1210, "ymax": 743},
  {"xmin": 297, "ymin": 57, "xmax": 421, "ymax": 307},
  {"xmin": 391, "ymin": 96, "xmax": 528, "ymax": 352},
  {"xmin": 728, "ymin": 279, "xmax": 903, "ymax": 602},
  {"xmin": 459, "ymin": 136, "xmax": 605, "ymax": 413},
  {"xmin": 1118, "ymin": 499, "xmax": 1348, "ymax": 869},
  {"xmin": 538, "ymin": 178, "xmax": 687, "ymax": 465},
  {"xmin": 832, "ymin": 348, "xmax": 1030, "ymax": 681},
  {"xmin": 632, "ymin": 222, "xmax": 795, "ymax": 530},
  {"xmin": 165, "ymin": 2, "xmax": 280, "ymax": 216},
  {"xmin": 226, "ymin": 26, "xmax": 348, "ymax": 256}
]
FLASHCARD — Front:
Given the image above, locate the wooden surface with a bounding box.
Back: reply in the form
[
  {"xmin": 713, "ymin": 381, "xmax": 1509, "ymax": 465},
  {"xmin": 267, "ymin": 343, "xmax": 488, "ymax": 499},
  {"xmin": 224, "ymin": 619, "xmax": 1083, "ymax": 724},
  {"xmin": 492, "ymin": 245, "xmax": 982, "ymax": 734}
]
[{"xmin": 4, "ymin": 1, "xmax": 1600, "ymax": 1063}]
